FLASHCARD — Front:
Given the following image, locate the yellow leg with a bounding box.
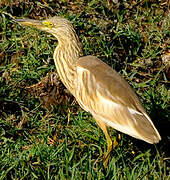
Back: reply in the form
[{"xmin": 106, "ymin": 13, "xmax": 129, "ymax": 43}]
[{"xmin": 95, "ymin": 120, "xmax": 115, "ymax": 167}]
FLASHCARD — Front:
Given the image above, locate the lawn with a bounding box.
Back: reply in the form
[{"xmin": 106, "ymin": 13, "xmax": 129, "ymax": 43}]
[{"xmin": 0, "ymin": 0, "xmax": 169, "ymax": 179}]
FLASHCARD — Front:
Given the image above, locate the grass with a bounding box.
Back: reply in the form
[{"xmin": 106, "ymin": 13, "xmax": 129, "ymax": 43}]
[{"xmin": 0, "ymin": 0, "xmax": 170, "ymax": 179}]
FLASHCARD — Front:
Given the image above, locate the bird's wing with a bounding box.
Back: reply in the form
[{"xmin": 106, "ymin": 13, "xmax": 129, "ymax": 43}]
[{"xmin": 75, "ymin": 56, "xmax": 161, "ymax": 143}]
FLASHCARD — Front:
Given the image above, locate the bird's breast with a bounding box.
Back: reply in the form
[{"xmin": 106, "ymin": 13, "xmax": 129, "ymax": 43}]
[{"xmin": 53, "ymin": 48, "xmax": 77, "ymax": 96}]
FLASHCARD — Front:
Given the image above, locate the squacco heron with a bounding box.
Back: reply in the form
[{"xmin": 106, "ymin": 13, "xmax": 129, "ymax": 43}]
[{"xmin": 15, "ymin": 17, "xmax": 161, "ymax": 166}]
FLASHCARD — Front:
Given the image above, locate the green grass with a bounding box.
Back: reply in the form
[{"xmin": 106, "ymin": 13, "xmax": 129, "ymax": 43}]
[{"xmin": 0, "ymin": 0, "xmax": 169, "ymax": 179}]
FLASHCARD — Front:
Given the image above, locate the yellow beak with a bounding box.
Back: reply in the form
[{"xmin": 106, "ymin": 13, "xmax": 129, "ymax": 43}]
[{"xmin": 14, "ymin": 18, "xmax": 43, "ymax": 29}]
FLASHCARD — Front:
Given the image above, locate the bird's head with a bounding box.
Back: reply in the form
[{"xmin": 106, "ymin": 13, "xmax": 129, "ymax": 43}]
[{"xmin": 15, "ymin": 16, "xmax": 77, "ymax": 42}]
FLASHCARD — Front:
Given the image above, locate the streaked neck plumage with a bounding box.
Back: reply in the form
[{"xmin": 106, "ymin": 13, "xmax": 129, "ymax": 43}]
[{"xmin": 53, "ymin": 26, "xmax": 83, "ymax": 95}]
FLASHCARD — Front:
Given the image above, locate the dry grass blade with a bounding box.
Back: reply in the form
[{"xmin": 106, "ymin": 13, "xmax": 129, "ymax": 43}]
[{"xmin": 25, "ymin": 72, "xmax": 75, "ymax": 110}]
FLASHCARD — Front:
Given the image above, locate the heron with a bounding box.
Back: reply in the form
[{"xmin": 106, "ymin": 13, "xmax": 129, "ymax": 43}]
[{"xmin": 15, "ymin": 16, "xmax": 161, "ymax": 166}]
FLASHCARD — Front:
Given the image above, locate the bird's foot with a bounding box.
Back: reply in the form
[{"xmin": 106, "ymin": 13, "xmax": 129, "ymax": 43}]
[{"xmin": 103, "ymin": 137, "xmax": 119, "ymax": 167}]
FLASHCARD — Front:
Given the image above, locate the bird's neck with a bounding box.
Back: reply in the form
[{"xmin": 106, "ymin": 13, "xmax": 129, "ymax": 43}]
[{"xmin": 53, "ymin": 37, "xmax": 82, "ymax": 95}]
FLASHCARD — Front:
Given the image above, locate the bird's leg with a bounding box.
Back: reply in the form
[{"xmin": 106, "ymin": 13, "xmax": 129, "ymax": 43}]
[{"xmin": 95, "ymin": 119, "xmax": 115, "ymax": 167}]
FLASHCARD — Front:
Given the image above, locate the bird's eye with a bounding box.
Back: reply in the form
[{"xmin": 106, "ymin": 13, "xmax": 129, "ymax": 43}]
[{"xmin": 42, "ymin": 21, "xmax": 54, "ymax": 28}]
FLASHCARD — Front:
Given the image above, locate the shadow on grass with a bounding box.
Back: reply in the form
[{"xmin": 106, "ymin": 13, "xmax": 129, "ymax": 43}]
[{"xmin": 150, "ymin": 105, "xmax": 170, "ymax": 156}]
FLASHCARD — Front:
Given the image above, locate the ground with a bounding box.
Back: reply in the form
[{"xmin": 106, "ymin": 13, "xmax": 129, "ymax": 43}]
[{"xmin": 0, "ymin": 0, "xmax": 169, "ymax": 179}]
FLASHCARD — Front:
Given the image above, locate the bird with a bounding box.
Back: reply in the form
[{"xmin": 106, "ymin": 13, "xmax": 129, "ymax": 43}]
[{"xmin": 14, "ymin": 16, "xmax": 161, "ymax": 166}]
